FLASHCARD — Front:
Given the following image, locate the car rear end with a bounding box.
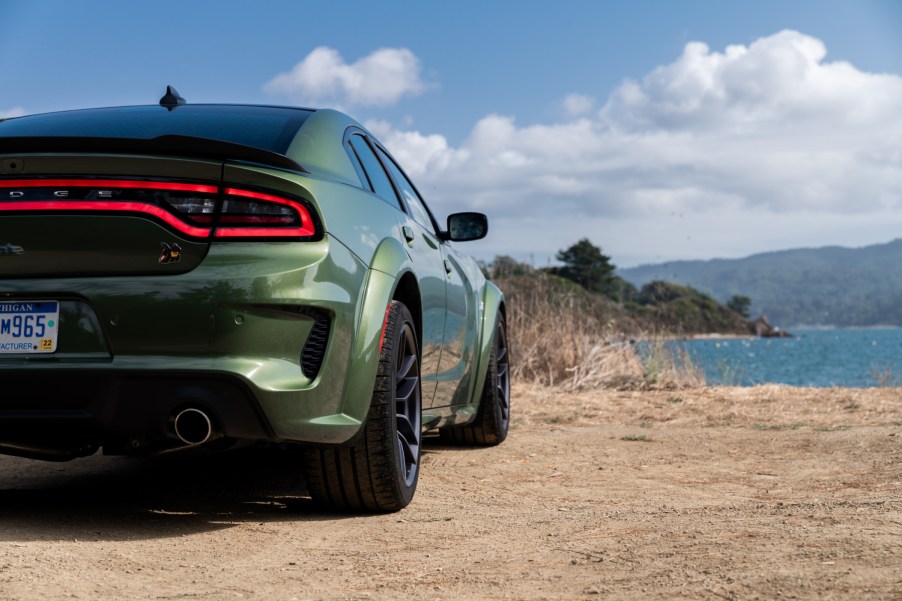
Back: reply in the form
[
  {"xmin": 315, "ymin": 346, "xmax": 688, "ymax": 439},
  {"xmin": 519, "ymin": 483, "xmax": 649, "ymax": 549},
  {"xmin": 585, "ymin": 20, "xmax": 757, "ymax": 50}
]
[{"xmin": 0, "ymin": 105, "xmax": 370, "ymax": 460}]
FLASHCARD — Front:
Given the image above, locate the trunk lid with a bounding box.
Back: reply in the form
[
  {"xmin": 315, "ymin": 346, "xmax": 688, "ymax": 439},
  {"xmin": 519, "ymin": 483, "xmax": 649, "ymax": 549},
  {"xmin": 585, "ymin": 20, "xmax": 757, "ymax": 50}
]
[{"xmin": 0, "ymin": 154, "xmax": 221, "ymax": 278}]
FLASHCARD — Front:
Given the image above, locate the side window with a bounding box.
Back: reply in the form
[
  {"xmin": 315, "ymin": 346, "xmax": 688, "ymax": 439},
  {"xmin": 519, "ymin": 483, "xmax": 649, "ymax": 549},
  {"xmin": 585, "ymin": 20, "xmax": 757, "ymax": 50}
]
[
  {"xmin": 344, "ymin": 139, "xmax": 370, "ymax": 189},
  {"xmin": 347, "ymin": 134, "xmax": 401, "ymax": 209},
  {"xmin": 375, "ymin": 146, "xmax": 437, "ymax": 233}
]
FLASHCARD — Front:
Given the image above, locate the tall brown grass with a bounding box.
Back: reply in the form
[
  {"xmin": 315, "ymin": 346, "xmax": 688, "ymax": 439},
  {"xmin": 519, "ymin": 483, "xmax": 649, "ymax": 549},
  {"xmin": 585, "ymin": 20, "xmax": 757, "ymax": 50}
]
[{"xmin": 498, "ymin": 274, "xmax": 705, "ymax": 390}]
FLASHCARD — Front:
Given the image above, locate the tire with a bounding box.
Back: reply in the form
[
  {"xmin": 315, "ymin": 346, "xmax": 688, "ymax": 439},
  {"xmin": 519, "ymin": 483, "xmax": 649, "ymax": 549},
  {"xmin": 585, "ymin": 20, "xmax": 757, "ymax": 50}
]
[
  {"xmin": 303, "ymin": 300, "xmax": 422, "ymax": 512},
  {"xmin": 440, "ymin": 313, "xmax": 510, "ymax": 446}
]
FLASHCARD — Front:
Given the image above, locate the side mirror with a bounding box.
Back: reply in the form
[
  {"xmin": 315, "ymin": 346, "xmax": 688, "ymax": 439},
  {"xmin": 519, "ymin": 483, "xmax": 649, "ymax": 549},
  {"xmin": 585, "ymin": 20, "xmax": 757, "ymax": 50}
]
[{"xmin": 445, "ymin": 212, "xmax": 488, "ymax": 242}]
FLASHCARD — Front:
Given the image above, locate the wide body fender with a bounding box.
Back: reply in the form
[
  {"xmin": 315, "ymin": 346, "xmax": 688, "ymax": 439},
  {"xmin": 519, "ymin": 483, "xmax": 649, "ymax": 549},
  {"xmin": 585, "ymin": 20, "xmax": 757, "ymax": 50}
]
[
  {"xmin": 321, "ymin": 237, "xmax": 415, "ymax": 440},
  {"xmin": 462, "ymin": 280, "xmax": 506, "ymax": 414}
]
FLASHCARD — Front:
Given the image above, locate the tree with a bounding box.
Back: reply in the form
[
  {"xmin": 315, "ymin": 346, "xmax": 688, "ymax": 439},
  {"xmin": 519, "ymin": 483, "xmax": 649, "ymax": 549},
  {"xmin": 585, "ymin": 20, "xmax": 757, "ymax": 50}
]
[
  {"xmin": 490, "ymin": 255, "xmax": 532, "ymax": 278},
  {"xmin": 554, "ymin": 238, "xmax": 617, "ymax": 296},
  {"xmin": 611, "ymin": 276, "xmax": 639, "ymax": 303},
  {"xmin": 726, "ymin": 294, "xmax": 752, "ymax": 318}
]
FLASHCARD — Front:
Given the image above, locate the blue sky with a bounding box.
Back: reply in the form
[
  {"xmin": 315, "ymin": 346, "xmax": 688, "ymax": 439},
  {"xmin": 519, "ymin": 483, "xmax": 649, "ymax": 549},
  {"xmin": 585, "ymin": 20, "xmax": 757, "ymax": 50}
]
[{"xmin": 2, "ymin": 1, "xmax": 902, "ymax": 267}]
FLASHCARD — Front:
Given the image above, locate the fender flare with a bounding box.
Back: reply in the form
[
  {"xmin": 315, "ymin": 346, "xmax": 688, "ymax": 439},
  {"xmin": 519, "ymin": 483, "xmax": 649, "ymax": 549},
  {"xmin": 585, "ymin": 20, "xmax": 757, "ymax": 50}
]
[
  {"xmin": 467, "ymin": 281, "xmax": 506, "ymax": 408},
  {"xmin": 337, "ymin": 237, "xmax": 416, "ymax": 428}
]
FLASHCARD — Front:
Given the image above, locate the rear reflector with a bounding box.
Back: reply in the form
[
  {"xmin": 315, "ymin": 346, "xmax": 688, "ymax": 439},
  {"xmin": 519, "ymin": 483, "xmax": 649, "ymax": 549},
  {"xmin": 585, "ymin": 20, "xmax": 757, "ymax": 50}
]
[{"xmin": 0, "ymin": 178, "xmax": 319, "ymax": 241}]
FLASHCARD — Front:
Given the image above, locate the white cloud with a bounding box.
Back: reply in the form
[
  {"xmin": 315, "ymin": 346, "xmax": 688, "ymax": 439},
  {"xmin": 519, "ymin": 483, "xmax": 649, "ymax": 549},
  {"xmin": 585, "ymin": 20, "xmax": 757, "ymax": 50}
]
[
  {"xmin": 562, "ymin": 93, "xmax": 595, "ymax": 117},
  {"xmin": 601, "ymin": 30, "xmax": 902, "ymax": 132},
  {"xmin": 372, "ymin": 30, "xmax": 902, "ymax": 265},
  {"xmin": 0, "ymin": 107, "xmax": 25, "ymax": 119},
  {"xmin": 264, "ymin": 46, "xmax": 426, "ymax": 107},
  {"xmin": 365, "ymin": 118, "xmax": 467, "ymax": 176}
]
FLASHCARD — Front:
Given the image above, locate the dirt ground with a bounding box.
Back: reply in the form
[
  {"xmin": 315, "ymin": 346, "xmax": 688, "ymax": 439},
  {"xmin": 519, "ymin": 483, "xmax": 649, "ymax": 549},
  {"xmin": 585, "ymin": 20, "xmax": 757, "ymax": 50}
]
[{"xmin": 0, "ymin": 384, "xmax": 900, "ymax": 600}]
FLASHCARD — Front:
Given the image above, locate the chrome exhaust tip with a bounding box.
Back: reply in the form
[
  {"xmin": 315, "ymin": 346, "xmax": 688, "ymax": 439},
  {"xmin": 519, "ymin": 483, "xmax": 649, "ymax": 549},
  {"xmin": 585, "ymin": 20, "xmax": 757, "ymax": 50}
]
[{"xmin": 173, "ymin": 408, "xmax": 213, "ymax": 445}]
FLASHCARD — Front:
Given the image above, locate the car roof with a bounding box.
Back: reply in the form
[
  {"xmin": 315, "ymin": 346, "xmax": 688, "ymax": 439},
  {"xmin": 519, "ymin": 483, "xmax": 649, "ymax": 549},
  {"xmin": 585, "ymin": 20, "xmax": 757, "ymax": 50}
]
[
  {"xmin": 0, "ymin": 103, "xmax": 370, "ymax": 186},
  {"xmin": 0, "ymin": 104, "xmax": 315, "ymax": 155}
]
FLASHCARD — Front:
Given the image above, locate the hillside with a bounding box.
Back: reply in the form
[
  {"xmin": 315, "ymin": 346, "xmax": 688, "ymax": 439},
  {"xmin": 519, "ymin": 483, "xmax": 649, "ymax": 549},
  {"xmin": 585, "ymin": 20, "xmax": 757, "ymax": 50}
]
[
  {"xmin": 495, "ymin": 273, "xmax": 749, "ymax": 337},
  {"xmin": 619, "ymin": 238, "xmax": 902, "ymax": 327},
  {"xmin": 492, "ymin": 265, "xmax": 750, "ymax": 391}
]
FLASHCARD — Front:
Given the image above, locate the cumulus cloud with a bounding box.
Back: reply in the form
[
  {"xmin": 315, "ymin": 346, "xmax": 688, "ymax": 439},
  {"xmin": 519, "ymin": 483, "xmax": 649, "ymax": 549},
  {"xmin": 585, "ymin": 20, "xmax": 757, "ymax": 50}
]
[
  {"xmin": 601, "ymin": 30, "xmax": 902, "ymax": 132},
  {"xmin": 365, "ymin": 118, "xmax": 467, "ymax": 176},
  {"xmin": 562, "ymin": 93, "xmax": 595, "ymax": 117},
  {"xmin": 371, "ymin": 30, "xmax": 902, "ymax": 265},
  {"xmin": 0, "ymin": 107, "xmax": 25, "ymax": 119},
  {"xmin": 264, "ymin": 47, "xmax": 426, "ymax": 106}
]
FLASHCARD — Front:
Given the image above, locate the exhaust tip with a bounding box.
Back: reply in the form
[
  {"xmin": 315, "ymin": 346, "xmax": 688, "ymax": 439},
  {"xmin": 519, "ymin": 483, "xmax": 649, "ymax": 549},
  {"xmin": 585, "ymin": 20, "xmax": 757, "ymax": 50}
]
[{"xmin": 173, "ymin": 408, "xmax": 213, "ymax": 445}]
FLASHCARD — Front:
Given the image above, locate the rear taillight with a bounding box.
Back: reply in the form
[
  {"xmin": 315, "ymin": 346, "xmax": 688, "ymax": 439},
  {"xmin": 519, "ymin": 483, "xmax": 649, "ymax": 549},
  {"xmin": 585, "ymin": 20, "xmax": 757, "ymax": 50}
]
[
  {"xmin": 0, "ymin": 178, "xmax": 320, "ymax": 241},
  {"xmin": 216, "ymin": 188, "xmax": 316, "ymax": 239}
]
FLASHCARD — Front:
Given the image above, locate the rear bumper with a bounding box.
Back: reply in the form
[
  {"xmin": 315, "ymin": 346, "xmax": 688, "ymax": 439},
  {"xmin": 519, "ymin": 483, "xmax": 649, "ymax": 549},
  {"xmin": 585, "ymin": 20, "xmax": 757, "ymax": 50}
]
[
  {"xmin": 0, "ymin": 235, "xmax": 390, "ymax": 456},
  {"xmin": 0, "ymin": 370, "xmax": 272, "ymax": 459}
]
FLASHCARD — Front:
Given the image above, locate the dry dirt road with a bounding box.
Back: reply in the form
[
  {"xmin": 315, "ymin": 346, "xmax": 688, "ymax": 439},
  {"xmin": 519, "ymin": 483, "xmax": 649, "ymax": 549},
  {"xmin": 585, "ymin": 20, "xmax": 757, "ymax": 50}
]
[{"xmin": 1, "ymin": 385, "xmax": 900, "ymax": 600}]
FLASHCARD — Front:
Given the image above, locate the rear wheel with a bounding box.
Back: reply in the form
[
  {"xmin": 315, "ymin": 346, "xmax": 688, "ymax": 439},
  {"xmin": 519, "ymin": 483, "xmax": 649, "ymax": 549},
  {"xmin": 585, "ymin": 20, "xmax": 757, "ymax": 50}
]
[
  {"xmin": 303, "ymin": 301, "xmax": 421, "ymax": 512},
  {"xmin": 440, "ymin": 313, "xmax": 510, "ymax": 446}
]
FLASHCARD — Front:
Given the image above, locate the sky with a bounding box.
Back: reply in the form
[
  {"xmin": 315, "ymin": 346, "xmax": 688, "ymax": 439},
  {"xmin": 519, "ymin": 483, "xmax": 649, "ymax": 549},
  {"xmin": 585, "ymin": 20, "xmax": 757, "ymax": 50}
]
[{"xmin": 2, "ymin": 0, "xmax": 902, "ymax": 267}]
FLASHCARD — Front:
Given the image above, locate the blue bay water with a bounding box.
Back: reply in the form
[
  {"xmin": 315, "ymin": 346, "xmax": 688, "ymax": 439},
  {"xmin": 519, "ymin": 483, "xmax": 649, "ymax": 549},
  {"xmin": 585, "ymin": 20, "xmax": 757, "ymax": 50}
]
[{"xmin": 677, "ymin": 328, "xmax": 902, "ymax": 387}]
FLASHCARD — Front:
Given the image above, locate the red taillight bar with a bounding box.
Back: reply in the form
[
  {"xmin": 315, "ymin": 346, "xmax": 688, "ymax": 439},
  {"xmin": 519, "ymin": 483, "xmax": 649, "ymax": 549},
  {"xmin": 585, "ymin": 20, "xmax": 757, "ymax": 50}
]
[
  {"xmin": 1, "ymin": 201, "xmax": 212, "ymax": 238},
  {"xmin": 0, "ymin": 179, "xmax": 319, "ymax": 240}
]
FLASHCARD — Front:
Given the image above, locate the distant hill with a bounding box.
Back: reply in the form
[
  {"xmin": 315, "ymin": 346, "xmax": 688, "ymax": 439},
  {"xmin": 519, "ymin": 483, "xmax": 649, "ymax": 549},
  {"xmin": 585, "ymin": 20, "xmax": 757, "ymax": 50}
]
[{"xmin": 618, "ymin": 239, "xmax": 902, "ymax": 327}]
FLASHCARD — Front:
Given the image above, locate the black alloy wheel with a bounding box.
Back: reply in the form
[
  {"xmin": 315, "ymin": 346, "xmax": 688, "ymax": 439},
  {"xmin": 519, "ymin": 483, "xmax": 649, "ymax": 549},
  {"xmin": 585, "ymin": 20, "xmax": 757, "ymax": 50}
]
[
  {"xmin": 393, "ymin": 309, "xmax": 422, "ymax": 488},
  {"xmin": 439, "ymin": 313, "xmax": 510, "ymax": 446},
  {"xmin": 493, "ymin": 315, "xmax": 510, "ymax": 434}
]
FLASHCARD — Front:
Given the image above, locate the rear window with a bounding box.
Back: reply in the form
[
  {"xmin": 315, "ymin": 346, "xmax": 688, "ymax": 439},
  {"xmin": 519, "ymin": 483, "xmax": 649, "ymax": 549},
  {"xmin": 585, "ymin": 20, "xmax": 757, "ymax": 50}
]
[{"xmin": 0, "ymin": 105, "xmax": 313, "ymax": 155}]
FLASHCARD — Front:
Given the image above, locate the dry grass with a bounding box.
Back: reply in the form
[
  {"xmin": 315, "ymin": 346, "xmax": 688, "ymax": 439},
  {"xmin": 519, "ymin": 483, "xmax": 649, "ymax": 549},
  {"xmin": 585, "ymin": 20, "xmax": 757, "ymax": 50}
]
[
  {"xmin": 502, "ymin": 274, "xmax": 704, "ymax": 390},
  {"xmin": 636, "ymin": 338, "xmax": 707, "ymax": 388},
  {"xmin": 512, "ymin": 383, "xmax": 902, "ymax": 430},
  {"xmin": 501, "ymin": 274, "xmax": 902, "ymax": 426}
]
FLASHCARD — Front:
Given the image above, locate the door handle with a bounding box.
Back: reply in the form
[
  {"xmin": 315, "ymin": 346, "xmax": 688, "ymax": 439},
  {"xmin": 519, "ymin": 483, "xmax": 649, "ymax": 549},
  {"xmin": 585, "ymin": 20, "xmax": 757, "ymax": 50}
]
[
  {"xmin": 444, "ymin": 259, "xmax": 453, "ymax": 274},
  {"xmin": 402, "ymin": 225, "xmax": 415, "ymax": 245}
]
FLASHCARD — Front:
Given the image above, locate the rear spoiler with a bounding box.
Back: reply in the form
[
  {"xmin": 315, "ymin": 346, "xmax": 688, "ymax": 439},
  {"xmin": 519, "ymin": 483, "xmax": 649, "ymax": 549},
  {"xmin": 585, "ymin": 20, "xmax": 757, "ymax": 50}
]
[{"xmin": 0, "ymin": 134, "xmax": 306, "ymax": 173}]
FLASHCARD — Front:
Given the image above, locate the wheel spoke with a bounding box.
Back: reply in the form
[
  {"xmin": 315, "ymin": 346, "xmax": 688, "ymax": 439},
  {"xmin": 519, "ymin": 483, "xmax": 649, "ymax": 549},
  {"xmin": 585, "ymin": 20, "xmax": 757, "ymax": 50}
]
[
  {"xmin": 396, "ymin": 354, "xmax": 418, "ymax": 382},
  {"xmin": 496, "ymin": 345, "xmax": 508, "ymax": 364},
  {"xmin": 396, "ymin": 377, "xmax": 417, "ymax": 403},
  {"xmin": 497, "ymin": 365, "xmax": 510, "ymax": 394},
  {"xmin": 397, "ymin": 432, "xmax": 418, "ymax": 470},
  {"xmin": 395, "ymin": 413, "xmax": 418, "ymax": 445},
  {"xmin": 395, "ymin": 406, "xmax": 420, "ymax": 480},
  {"xmin": 498, "ymin": 364, "xmax": 510, "ymax": 392}
]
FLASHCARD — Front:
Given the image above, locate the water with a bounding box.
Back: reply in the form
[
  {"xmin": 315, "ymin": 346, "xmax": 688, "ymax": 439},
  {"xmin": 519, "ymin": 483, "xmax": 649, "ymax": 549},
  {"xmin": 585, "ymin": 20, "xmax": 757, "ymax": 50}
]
[{"xmin": 678, "ymin": 327, "xmax": 902, "ymax": 387}]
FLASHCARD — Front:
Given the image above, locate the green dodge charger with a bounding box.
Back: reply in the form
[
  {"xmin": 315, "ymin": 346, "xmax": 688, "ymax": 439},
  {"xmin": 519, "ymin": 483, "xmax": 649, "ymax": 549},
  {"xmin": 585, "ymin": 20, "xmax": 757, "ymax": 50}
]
[{"xmin": 0, "ymin": 88, "xmax": 509, "ymax": 512}]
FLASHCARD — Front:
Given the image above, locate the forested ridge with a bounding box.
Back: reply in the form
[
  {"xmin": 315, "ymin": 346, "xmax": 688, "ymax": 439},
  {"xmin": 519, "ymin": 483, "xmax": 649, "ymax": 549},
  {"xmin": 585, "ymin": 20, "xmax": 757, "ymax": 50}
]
[
  {"xmin": 619, "ymin": 238, "xmax": 902, "ymax": 327},
  {"xmin": 492, "ymin": 239, "xmax": 751, "ymax": 336}
]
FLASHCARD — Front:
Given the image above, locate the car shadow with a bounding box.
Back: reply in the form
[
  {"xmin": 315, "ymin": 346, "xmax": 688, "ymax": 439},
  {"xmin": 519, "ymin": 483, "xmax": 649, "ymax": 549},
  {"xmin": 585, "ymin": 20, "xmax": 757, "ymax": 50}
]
[
  {"xmin": 0, "ymin": 447, "xmax": 356, "ymax": 542},
  {"xmin": 0, "ymin": 437, "xmax": 488, "ymax": 541},
  {"xmin": 421, "ymin": 433, "xmax": 500, "ymax": 454}
]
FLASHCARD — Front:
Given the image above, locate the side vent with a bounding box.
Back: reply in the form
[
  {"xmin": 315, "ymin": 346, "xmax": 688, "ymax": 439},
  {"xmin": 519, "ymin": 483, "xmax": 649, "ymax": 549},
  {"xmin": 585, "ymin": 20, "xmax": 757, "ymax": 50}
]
[{"xmin": 301, "ymin": 314, "xmax": 331, "ymax": 379}]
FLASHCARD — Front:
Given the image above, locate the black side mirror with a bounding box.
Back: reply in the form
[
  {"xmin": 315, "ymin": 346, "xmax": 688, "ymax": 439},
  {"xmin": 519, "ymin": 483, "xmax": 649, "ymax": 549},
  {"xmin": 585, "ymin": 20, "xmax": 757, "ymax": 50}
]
[{"xmin": 445, "ymin": 212, "xmax": 488, "ymax": 242}]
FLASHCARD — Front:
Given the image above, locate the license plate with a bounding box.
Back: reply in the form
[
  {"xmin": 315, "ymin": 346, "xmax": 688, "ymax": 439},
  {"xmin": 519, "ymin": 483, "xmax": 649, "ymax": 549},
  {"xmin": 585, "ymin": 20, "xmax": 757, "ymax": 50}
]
[{"xmin": 0, "ymin": 301, "xmax": 59, "ymax": 354}]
